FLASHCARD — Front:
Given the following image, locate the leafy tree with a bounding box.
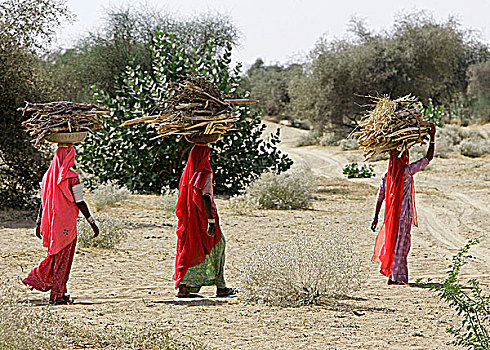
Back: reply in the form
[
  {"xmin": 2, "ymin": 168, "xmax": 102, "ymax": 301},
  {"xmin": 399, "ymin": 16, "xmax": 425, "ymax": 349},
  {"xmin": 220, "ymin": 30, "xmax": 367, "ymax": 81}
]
[
  {"xmin": 0, "ymin": 0, "xmax": 71, "ymax": 209},
  {"xmin": 289, "ymin": 12, "xmax": 489, "ymax": 134},
  {"xmin": 45, "ymin": 4, "xmax": 239, "ymax": 102},
  {"xmin": 240, "ymin": 58, "xmax": 301, "ymax": 117},
  {"xmin": 77, "ymin": 32, "xmax": 292, "ymax": 195},
  {"xmin": 467, "ymin": 61, "xmax": 490, "ymax": 121}
]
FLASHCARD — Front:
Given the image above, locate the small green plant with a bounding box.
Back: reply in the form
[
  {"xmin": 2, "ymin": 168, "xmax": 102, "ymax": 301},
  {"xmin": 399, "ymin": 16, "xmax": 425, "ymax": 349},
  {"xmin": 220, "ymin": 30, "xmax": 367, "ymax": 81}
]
[
  {"xmin": 423, "ymin": 98, "xmax": 444, "ymax": 127},
  {"xmin": 91, "ymin": 180, "xmax": 130, "ymax": 211},
  {"xmin": 426, "ymin": 239, "xmax": 489, "ymax": 350},
  {"xmin": 342, "ymin": 163, "xmax": 375, "ymax": 178},
  {"xmin": 77, "ymin": 213, "xmax": 127, "ymax": 249}
]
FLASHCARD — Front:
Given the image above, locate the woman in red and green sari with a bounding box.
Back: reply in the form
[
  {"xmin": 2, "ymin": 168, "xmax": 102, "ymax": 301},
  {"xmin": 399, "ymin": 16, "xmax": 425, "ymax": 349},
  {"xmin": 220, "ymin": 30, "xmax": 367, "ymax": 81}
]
[{"xmin": 173, "ymin": 143, "xmax": 236, "ymax": 297}]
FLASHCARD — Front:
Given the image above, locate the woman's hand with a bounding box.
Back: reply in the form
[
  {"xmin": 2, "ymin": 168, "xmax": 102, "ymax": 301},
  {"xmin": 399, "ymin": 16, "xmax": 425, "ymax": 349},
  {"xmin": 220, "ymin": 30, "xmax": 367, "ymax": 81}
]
[
  {"xmin": 371, "ymin": 217, "xmax": 378, "ymax": 232},
  {"xmin": 207, "ymin": 223, "xmax": 216, "ymax": 236},
  {"xmin": 35, "ymin": 224, "xmax": 42, "ymax": 239},
  {"xmin": 429, "ymin": 123, "xmax": 436, "ymax": 138},
  {"xmin": 91, "ymin": 223, "xmax": 100, "ymax": 238}
]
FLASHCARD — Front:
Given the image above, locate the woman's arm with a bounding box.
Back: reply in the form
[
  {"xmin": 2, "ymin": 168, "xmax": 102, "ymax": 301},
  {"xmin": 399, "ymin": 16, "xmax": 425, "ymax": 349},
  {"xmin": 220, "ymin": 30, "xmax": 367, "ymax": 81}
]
[
  {"xmin": 35, "ymin": 204, "xmax": 42, "ymax": 239},
  {"xmin": 72, "ymin": 182, "xmax": 99, "ymax": 238},
  {"xmin": 371, "ymin": 200, "xmax": 383, "ymax": 232},
  {"xmin": 426, "ymin": 123, "xmax": 436, "ymax": 162},
  {"xmin": 202, "ymin": 195, "xmax": 216, "ymax": 236}
]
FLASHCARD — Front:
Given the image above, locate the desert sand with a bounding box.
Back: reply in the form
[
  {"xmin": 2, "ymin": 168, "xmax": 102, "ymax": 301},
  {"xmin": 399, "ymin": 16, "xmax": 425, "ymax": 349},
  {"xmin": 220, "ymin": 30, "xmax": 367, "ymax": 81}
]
[{"xmin": 1, "ymin": 123, "xmax": 489, "ymax": 349}]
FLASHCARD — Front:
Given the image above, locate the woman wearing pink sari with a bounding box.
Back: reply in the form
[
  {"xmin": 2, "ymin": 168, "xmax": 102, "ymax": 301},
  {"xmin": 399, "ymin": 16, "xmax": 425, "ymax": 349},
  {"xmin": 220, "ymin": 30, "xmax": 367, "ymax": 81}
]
[
  {"xmin": 23, "ymin": 144, "xmax": 99, "ymax": 305},
  {"xmin": 371, "ymin": 123, "xmax": 436, "ymax": 285}
]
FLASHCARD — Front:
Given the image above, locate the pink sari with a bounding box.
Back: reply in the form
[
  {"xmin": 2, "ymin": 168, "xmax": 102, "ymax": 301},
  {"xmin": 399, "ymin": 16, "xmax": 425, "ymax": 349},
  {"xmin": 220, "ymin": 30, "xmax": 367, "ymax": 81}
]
[{"xmin": 23, "ymin": 146, "xmax": 80, "ymax": 300}]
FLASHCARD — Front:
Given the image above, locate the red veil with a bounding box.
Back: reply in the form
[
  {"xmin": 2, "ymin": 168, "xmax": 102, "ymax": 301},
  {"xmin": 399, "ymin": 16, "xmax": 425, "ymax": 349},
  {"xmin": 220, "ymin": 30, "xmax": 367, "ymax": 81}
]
[
  {"xmin": 372, "ymin": 152, "xmax": 409, "ymax": 278},
  {"xmin": 40, "ymin": 146, "xmax": 80, "ymax": 255},
  {"xmin": 173, "ymin": 145, "xmax": 222, "ymax": 288}
]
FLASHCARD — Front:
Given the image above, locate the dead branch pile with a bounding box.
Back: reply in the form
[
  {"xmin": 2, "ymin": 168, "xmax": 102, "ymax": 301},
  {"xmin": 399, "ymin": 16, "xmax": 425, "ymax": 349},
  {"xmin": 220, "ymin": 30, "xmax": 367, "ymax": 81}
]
[
  {"xmin": 122, "ymin": 75, "xmax": 240, "ymax": 139},
  {"xmin": 353, "ymin": 95, "xmax": 430, "ymax": 160},
  {"xmin": 19, "ymin": 102, "xmax": 107, "ymax": 145}
]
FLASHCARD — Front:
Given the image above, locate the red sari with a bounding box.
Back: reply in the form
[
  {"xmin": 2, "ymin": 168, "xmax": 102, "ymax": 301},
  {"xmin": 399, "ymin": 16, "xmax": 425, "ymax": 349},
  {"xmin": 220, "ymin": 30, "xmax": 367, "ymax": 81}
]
[
  {"xmin": 23, "ymin": 146, "xmax": 80, "ymax": 301},
  {"xmin": 372, "ymin": 152, "xmax": 409, "ymax": 279},
  {"xmin": 173, "ymin": 145, "xmax": 222, "ymax": 288}
]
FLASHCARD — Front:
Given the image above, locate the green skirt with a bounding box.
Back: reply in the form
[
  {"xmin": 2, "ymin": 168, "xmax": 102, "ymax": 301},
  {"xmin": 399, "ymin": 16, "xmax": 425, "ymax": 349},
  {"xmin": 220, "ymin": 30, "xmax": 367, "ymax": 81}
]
[{"xmin": 181, "ymin": 236, "xmax": 226, "ymax": 293}]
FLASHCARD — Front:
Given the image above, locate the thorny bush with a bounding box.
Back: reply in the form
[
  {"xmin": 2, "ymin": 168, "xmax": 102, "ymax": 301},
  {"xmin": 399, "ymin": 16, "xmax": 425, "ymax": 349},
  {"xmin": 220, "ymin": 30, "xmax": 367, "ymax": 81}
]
[
  {"xmin": 91, "ymin": 180, "xmax": 130, "ymax": 211},
  {"xmin": 240, "ymin": 232, "xmax": 363, "ymax": 306},
  {"xmin": 231, "ymin": 168, "xmax": 316, "ymax": 210},
  {"xmin": 77, "ymin": 213, "xmax": 127, "ymax": 249}
]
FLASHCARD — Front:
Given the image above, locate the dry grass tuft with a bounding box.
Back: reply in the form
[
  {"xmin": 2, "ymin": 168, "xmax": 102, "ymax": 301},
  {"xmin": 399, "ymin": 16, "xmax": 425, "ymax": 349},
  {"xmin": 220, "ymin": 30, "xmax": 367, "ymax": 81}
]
[
  {"xmin": 91, "ymin": 180, "xmax": 130, "ymax": 211},
  {"xmin": 240, "ymin": 232, "xmax": 364, "ymax": 306},
  {"xmin": 77, "ymin": 213, "xmax": 127, "ymax": 249}
]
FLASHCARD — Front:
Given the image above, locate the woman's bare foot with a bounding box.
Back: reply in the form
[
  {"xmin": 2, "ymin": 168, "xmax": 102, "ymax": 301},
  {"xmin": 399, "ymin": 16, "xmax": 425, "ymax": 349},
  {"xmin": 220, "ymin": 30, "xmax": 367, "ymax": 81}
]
[
  {"xmin": 388, "ymin": 279, "xmax": 406, "ymax": 285},
  {"xmin": 177, "ymin": 285, "xmax": 191, "ymax": 298}
]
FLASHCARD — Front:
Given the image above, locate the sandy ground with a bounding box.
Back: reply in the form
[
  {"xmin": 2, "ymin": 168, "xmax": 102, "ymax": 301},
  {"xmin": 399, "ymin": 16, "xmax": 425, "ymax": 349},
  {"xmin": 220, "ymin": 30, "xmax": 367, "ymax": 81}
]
[{"xmin": 1, "ymin": 123, "xmax": 489, "ymax": 349}]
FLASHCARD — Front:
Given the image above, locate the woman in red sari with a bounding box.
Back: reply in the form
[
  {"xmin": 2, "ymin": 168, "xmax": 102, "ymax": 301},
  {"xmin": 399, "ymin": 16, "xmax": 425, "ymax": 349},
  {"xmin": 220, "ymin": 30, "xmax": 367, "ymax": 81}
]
[
  {"xmin": 371, "ymin": 123, "xmax": 436, "ymax": 285},
  {"xmin": 23, "ymin": 144, "xmax": 99, "ymax": 305},
  {"xmin": 174, "ymin": 143, "xmax": 236, "ymax": 297}
]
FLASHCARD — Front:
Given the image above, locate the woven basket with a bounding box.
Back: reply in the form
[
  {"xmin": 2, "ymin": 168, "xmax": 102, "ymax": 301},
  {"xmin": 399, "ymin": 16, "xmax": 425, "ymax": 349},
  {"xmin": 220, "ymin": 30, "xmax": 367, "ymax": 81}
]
[
  {"xmin": 45, "ymin": 132, "xmax": 88, "ymax": 144},
  {"xmin": 185, "ymin": 134, "xmax": 221, "ymax": 144}
]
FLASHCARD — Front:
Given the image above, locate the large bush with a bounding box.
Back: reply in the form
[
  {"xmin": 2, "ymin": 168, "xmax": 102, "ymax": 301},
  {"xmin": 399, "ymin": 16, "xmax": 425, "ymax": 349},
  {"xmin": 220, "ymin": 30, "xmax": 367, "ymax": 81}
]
[
  {"xmin": 0, "ymin": 0, "xmax": 70, "ymax": 209},
  {"xmin": 77, "ymin": 32, "xmax": 292, "ymax": 195}
]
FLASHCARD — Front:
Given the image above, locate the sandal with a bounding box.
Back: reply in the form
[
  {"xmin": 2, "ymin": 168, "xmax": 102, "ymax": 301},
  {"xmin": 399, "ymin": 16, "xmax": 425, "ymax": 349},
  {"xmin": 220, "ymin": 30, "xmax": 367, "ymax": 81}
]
[
  {"xmin": 49, "ymin": 295, "xmax": 72, "ymax": 305},
  {"xmin": 388, "ymin": 279, "xmax": 406, "ymax": 285},
  {"xmin": 216, "ymin": 287, "xmax": 238, "ymax": 297}
]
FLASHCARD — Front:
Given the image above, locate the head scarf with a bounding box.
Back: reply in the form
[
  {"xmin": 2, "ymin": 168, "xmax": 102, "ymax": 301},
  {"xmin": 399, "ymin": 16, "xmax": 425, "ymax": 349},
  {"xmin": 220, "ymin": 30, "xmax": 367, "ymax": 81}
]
[
  {"xmin": 372, "ymin": 151, "xmax": 409, "ymax": 279},
  {"xmin": 173, "ymin": 145, "xmax": 222, "ymax": 288},
  {"xmin": 40, "ymin": 146, "xmax": 79, "ymax": 255}
]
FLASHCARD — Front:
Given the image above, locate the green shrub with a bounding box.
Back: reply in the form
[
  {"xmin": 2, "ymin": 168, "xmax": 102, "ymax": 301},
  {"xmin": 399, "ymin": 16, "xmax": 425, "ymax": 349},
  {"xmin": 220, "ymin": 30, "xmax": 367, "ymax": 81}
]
[
  {"xmin": 91, "ymin": 180, "xmax": 130, "ymax": 211},
  {"xmin": 77, "ymin": 32, "xmax": 292, "ymax": 196},
  {"xmin": 237, "ymin": 168, "xmax": 316, "ymax": 210},
  {"xmin": 423, "ymin": 98, "xmax": 444, "ymax": 127},
  {"xmin": 424, "ymin": 239, "xmax": 489, "ymax": 350},
  {"xmin": 342, "ymin": 163, "xmax": 375, "ymax": 178},
  {"xmin": 77, "ymin": 214, "xmax": 127, "ymax": 249},
  {"xmin": 240, "ymin": 232, "xmax": 363, "ymax": 306}
]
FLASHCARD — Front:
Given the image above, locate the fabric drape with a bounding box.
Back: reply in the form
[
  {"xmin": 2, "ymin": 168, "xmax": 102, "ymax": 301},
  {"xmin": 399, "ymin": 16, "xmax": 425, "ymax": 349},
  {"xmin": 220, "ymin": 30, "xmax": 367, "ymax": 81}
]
[
  {"xmin": 372, "ymin": 152, "xmax": 409, "ymax": 278},
  {"xmin": 174, "ymin": 145, "xmax": 222, "ymax": 288},
  {"xmin": 41, "ymin": 146, "xmax": 79, "ymax": 255}
]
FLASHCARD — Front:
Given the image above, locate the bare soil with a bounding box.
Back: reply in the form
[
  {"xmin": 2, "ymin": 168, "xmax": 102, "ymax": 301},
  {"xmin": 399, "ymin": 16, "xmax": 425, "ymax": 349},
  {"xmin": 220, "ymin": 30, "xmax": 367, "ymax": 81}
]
[{"xmin": 1, "ymin": 123, "xmax": 489, "ymax": 349}]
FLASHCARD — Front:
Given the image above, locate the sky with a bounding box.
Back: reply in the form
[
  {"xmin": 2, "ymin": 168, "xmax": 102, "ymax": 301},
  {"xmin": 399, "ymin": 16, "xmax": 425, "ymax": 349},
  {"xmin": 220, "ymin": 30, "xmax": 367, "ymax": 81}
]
[{"xmin": 58, "ymin": 0, "xmax": 490, "ymax": 67}]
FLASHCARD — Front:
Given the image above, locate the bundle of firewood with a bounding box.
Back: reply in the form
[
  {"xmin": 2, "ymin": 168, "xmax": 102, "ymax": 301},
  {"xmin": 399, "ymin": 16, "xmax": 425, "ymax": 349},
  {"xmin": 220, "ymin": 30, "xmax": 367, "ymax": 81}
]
[
  {"xmin": 123, "ymin": 75, "xmax": 255, "ymax": 139},
  {"xmin": 19, "ymin": 101, "xmax": 107, "ymax": 145},
  {"xmin": 353, "ymin": 95, "xmax": 431, "ymax": 160}
]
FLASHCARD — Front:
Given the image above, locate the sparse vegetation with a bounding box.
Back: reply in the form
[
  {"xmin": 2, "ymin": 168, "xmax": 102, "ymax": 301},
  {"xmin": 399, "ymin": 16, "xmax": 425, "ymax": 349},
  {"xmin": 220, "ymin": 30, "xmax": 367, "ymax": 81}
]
[
  {"xmin": 155, "ymin": 188, "xmax": 178, "ymax": 212},
  {"xmin": 77, "ymin": 213, "xmax": 127, "ymax": 249},
  {"xmin": 0, "ymin": 279, "xmax": 208, "ymax": 349},
  {"xmin": 91, "ymin": 180, "xmax": 130, "ymax": 211},
  {"xmin": 233, "ymin": 168, "xmax": 317, "ymax": 210},
  {"xmin": 240, "ymin": 232, "xmax": 363, "ymax": 306}
]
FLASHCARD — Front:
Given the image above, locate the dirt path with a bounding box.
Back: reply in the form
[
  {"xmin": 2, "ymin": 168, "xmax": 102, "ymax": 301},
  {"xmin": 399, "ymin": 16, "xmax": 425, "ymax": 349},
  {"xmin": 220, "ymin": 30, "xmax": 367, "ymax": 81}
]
[{"xmin": 1, "ymin": 122, "xmax": 489, "ymax": 349}]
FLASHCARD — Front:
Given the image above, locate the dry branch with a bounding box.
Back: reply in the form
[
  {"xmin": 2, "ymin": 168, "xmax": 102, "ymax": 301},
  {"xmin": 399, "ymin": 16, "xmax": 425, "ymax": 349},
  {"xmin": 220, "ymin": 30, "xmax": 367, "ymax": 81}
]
[
  {"xmin": 353, "ymin": 95, "xmax": 430, "ymax": 160},
  {"xmin": 19, "ymin": 101, "xmax": 107, "ymax": 145},
  {"xmin": 122, "ymin": 75, "xmax": 256, "ymax": 139}
]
